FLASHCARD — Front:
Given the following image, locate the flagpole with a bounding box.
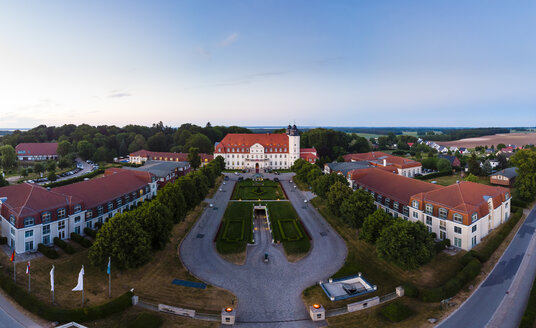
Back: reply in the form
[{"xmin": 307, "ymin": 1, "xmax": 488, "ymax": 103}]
[
  {"xmin": 13, "ymin": 262, "xmax": 16, "ymax": 282},
  {"xmin": 108, "ymin": 257, "xmax": 111, "ymax": 298},
  {"xmin": 28, "ymin": 270, "xmax": 31, "ymax": 292}
]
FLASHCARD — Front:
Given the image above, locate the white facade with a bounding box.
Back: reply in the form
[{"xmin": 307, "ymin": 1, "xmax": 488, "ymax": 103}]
[{"xmin": 398, "ymin": 166, "xmax": 422, "ymax": 177}]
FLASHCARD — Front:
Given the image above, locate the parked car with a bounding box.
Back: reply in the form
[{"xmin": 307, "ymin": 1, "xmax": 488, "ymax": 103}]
[
  {"xmin": 263, "ymin": 253, "xmax": 269, "ymax": 263},
  {"xmin": 224, "ymin": 176, "xmax": 229, "ymax": 181},
  {"xmin": 274, "ymin": 178, "xmax": 279, "ymax": 182}
]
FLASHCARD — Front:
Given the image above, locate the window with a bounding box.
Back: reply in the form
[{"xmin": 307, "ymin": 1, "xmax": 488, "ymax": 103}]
[
  {"xmin": 43, "ymin": 225, "xmax": 50, "ymax": 235},
  {"xmin": 413, "ymin": 211, "xmax": 419, "ymax": 219},
  {"xmin": 472, "ymin": 225, "xmax": 477, "ymax": 233},
  {"xmin": 454, "ymin": 226, "xmax": 462, "ymax": 234},
  {"xmin": 426, "ymin": 216, "xmax": 432, "ymax": 225},
  {"xmin": 25, "ymin": 230, "xmax": 33, "ymax": 238},
  {"xmin": 393, "ymin": 202, "xmax": 399, "ymax": 211},
  {"xmin": 471, "ymin": 213, "xmax": 478, "ymax": 223},
  {"xmin": 385, "ymin": 198, "xmax": 390, "ymax": 207},
  {"xmin": 440, "ymin": 220, "xmax": 446, "ymax": 231},
  {"xmin": 453, "ymin": 213, "xmax": 463, "ymax": 223},
  {"xmin": 472, "ymin": 236, "xmax": 477, "ymax": 247},
  {"xmin": 439, "ymin": 208, "xmax": 447, "ymax": 219},
  {"xmin": 107, "ymin": 202, "xmax": 113, "ymax": 211},
  {"xmin": 24, "ymin": 217, "xmax": 35, "ymax": 227},
  {"xmin": 42, "ymin": 212, "xmax": 51, "ymax": 223},
  {"xmin": 74, "ymin": 204, "xmax": 82, "ymax": 213},
  {"xmin": 97, "ymin": 206, "xmax": 105, "ymax": 216},
  {"xmin": 412, "ymin": 200, "xmax": 419, "ymax": 208},
  {"xmin": 86, "ymin": 210, "xmax": 93, "ymax": 220},
  {"xmin": 125, "ymin": 194, "xmax": 130, "ymax": 202},
  {"xmin": 454, "ymin": 237, "xmax": 462, "ymax": 248},
  {"xmin": 43, "ymin": 235, "xmax": 50, "ymax": 245},
  {"xmin": 9, "ymin": 215, "xmax": 16, "ymax": 226},
  {"xmin": 58, "ymin": 220, "xmax": 65, "ymax": 230},
  {"xmin": 10, "ymin": 227, "xmax": 15, "ymax": 236},
  {"xmin": 117, "ymin": 198, "xmax": 122, "ymax": 207},
  {"xmin": 57, "ymin": 208, "xmax": 66, "ymax": 220},
  {"xmin": 74, "ymin": 216, "xmax": 81, "ymax": 223},
  {"xmin": 377, "ymin": 195, "xmax": 383, "ymax": 202},
  {"xmin": 403, "ymin": 206, "xmax": 409, "ymax": 217},
  {"xmin": 440, "ymin": 231, "xmax": 446, "ymax": 240},
  {"xmin": 25, "ymin": 241, "xmax": 34, "ymax": 252},
  {"xmin": 75, "ymin": 226, "xmax": 80, "ymax": 234},
  {"xmin": 425, "ymin": 204, "xmax": 433, "ymax": 215},
  {"xmin": 86, "ymin": 221, "xmax": 92, "ymax": 229}
]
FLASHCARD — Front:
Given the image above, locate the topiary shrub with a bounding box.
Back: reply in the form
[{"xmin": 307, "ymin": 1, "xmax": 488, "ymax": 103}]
[
  {"xmin": 37, "ymin": 243, "xmax": 59, "ymax": 259},
  {"xmin": 70, "ymin": 232, "xmax": 93, "ymax": 248},
  {"xmin": 380, "ymin": 302, "xmax": 414, "ymax": 322},
  {"xmin": 84, "ymin": 227, "xmax": 97, "ymax": 239},
  {"xmin": 54, "ymin": 237, "xmax": 76, "ymax": 254}
]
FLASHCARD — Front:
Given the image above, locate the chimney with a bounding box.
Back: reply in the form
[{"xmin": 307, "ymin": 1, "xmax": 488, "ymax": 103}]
[{"xmin": 383, "ymin": 159, "xmax": 387, "ymax": 166}]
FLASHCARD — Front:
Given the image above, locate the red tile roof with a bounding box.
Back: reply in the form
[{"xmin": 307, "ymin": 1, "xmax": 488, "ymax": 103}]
[
  {"xmin": 55, "ymin": 168, "xmax": 153, "ymax": 209},
  {"xmin": 15, "ymin": 143, "xmax": 58, "ymax": 156},
  {"xmin": 129, "ymin": 150, "xmax": 213, "ymax": 162},
  {"xmin": 344, "ymin": 152, "xmax": 422, "ymax": 169},
  {"xmin": 215, "ymin": 133, "xmax": 289, "ymax": 153},
  {"xmin": 349, "ymin": 168, "xmax": 442, "ymax": 206}
]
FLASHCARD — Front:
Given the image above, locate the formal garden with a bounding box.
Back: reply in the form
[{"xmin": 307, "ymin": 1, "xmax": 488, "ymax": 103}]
[
  {"xmin": 231, "ymin": 179, "xmax": 286, "ymax": 200},
  {"xmin": 266, "ymin": 202, "xmax": 310, "ymax": 257},
  {"xmin": 215, "ymin": 202, "xmax": 254, "ymax": 255}
]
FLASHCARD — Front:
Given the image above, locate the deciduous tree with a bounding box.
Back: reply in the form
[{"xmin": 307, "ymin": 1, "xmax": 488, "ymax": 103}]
[
  {"xmin": 359, "ymin": 209, "xmax": 395, "ymax": 244},
  {"xmin": 340, "ymin": 189, "xmax": 375, "ymax": 228}
]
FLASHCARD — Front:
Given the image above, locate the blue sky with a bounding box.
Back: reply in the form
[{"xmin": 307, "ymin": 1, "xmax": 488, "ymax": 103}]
[{"xmin": 1, "ymin": 1, "xmax": 535, "ymax": 128}]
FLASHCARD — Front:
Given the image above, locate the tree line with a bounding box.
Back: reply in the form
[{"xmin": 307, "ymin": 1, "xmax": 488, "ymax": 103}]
[{"xmin": 88, "ymin": 156, "xmax": 225, "ymax": 270}]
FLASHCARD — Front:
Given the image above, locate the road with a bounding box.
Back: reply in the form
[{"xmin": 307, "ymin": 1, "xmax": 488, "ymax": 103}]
[
  {"xmin": 438, "ymin": 205, "xmax": 536, "ymax": 328},
  {"xmin": 180, "ymin": 173, "xmax": 347, "ymax": 327},
  {"xmin": 7, "ymin": 158, "xmax": 94, "ymax": 185},
  {"xmin": 0, "ymin": 291, "xmax": 41, "ymax": 328}
]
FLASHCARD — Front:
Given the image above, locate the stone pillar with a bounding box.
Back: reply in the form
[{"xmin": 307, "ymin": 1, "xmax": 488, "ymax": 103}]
[
  {"xmin": 131, "ymin": 295, "xmax": 139, "ymax": 305},
  {"xmin": 221, "ymin": 307, "xmax": 236, "ymax": 325},
  {"xmin": 396, "ymin": 286, "xmax": 405, "ymax": 297},
  {"xmin": 309, "ymin": 304, "xmax": 325, "ymax": 321}
]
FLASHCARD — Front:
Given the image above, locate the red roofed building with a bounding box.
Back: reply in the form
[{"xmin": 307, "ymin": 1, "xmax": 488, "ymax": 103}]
[
  {"xmin": 128, "ymin": 149, "xmax": 213, "ymax": 166},
  {"xmin": 0, "ymin": 168, "xmax": 157, "ymax": 254},
  {"xmin": 348, "ymin": 168, "xmax": 511, "ymax": 251},
  {"xmin": 343, "ymin": 152, "xmax": 422, "ymax": 177},
  {"xmin": 16, "ymin": 143, "xmax": 58, "ymax": 161},
  {"xmin": 214, "ymin": 125, "xmax": 317, "ymax": 171}
]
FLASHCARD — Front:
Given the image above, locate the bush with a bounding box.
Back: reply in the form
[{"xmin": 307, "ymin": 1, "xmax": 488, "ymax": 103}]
[
  {"xmin": 70, "ymin": 232, "xmax": 93, "ymax": 248},
  {"xmin": 44, "ymin": 169, "xmax": 105, "ymax": 188},
  {"xmin": 420, "ymin": 287, "xmax": 445, "ymax": 302},
  {"xmin": 53, "ymin": 237, "xmax": 76, "ymax": 254},
  {"xmin": 37, "ymin": 243, "xmax": 59, "ymax": 259},
  {"xmin": 435, "ymin": 239, "xmax": 450, "ymax": 253},
  {"xmin": 127, "ymin": 313, "xmax": 164, "ymax": 328},
  {"xmin": 402, "ymin": 283, "xmax": 419, "ymax": 298},
  {"xmin": 0, "ymin": 236, "xmax": 7, "ymax": 245},
  {"xmin": 511, "ymin": 198, "xmax": 528, "ymax": 209},
  {"xmin": 380, "ymin": 302, "xmax": 413, "ymax": 322},
  {"xmin": 84, "ymin": 227, "xmax": 97, "ymax": 239}
]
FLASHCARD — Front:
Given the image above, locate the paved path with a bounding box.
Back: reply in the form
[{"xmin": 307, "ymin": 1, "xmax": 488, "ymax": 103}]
[
  {"xmin": 0, "ymin": 291, "xmax": 41, "ymax": 328},
  {"xmin": 438, "ymin": 205, "xmax": 536, "ymax": 328},
  {"xmin": 180, "ymin": 173, "xmax": 347, "ymax": 327}
]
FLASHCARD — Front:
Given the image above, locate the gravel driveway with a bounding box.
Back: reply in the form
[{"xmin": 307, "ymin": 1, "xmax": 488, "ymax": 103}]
[{"xmin": 180, "ymin": 173, "xmax": 347, "ymax": 327}]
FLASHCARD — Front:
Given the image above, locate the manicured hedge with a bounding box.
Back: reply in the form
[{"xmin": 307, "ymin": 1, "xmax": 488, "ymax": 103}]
[
  {"xmin": 70, "ymin": 232, "xmax": 93, "ymax": 248},
  {"xmin": 37, "ymin": 243, "xmax": 59, "ymax": 259},
  {"xmin": 435, "ymin": 239, "xmax": 451, "ymax": 254},
  {"xmin": 415, "ymin": 170, "xmax": 452, "ymax": 180},
  {"xmin": 511, "ymin": 198, "xmax": 528, "ymax": 209},
  {"xmin": 44, "ymin": 169, "xmax": 105, "ymax": 188},
  {"xmin": 0, "ymin": 269, "xmax": 134, "ymax": 322},
  {"xmin": 0, "ymin": 236, "xmax": 7, "ymax": 245},
  {"xmin": 380, "ymin": 302, "xmax": 413, "ymax": 322},
  {"xmin": 127, "ymin": 312, "xmax": 164, "ymax": 328},
  {"xmin": 53, "ymin": 237, "xmax": 76, "ymax": 254},
  {"xmin": 84, "ymin": 227, "xmax": 97, "ymax": 239}
]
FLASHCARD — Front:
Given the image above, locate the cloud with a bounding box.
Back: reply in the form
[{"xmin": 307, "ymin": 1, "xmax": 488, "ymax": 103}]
[
  {"xmin": 220, "ymin": 32, "xmax": 238, "ymax": 47},
  {"xmin": 194, "ymin": 47, "xmax": 211, "ymax": 59},
  {"xmin": 108, "ymin": 92, "xmax": 131, "ymax": 98}
]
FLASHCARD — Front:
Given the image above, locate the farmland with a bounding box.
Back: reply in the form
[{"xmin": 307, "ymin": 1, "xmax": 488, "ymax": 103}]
[{"xmin": 437, "ymin": 133, "xmax": 536, "ymax": 148}]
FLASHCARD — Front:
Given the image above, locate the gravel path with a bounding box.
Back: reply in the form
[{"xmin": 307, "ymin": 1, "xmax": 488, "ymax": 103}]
[{"xmin": 180, "ymin": 173, "xmax": 347, "ymax": 327}]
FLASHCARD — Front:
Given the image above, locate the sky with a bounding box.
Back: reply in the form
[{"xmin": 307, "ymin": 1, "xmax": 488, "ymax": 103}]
[{"xmin": 0, "ymin": 1, "xmax": 535, "ymax": 129}]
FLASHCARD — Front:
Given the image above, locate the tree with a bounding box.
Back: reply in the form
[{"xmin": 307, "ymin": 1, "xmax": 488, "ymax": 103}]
[
  {"xmin": 46, "ymin": 160, "xmax": 56, "ymax": 172},
  {"xmin": 0, "ymin": 145, "xmax": 17, "ymax": 169},
  {"xmin": 57, "ymin": 140, "xmax": 72, "ymax": 157},
  {"xmin": 135, "ymin": 200, "xmax": 173, "ymax": 250},
  {"xmin": 326, "ymin": 181, "xmax": 352, "ymax": 216},
  {"xmin": 497, "ymin": 143, "xmax": 506, "ymax": 150},
  {"xmin": 511, "ymin": 150, "xmax": 536, "ymax": 201},
  {"xmin": 497, "ymin": 153, "xmax": 508, "ymax": 170},
  {"xmin": 437, "ymin": 158, "xmax": 452, "ymax": 172},
  {"xmin": 463, "ymin": 173, "xmax": 479, "ymax": 182},
  {"xmin": 467, "ymin": 153, "xmax": 481, "ymax": 176},
  {"xmin": 359, "ymin": 209, "xmax": 395, "ymax": 244},
  {"xmin": 482, "ymin": 160, "xmax": 492, "ymax": 176},
  {"xmin": 34, "ymin": 162, "xmax": 45, "ymax": 175},
  {"xmin": 421, "ymin": 157, "xmax": 438, "ymax": 170},
  {"xmin": 340, "ymin": 189, "xmax": 376, "ymax": 228},
  {"xmin": 147, "ymin": 132, "xmax": 168, "ymax": 152},
  {"xmin": 176, "ymin": 176, "xmax": 198, "ymax": 210},
  {"xmin": 93, "ymin": 146, "xmax": 109, "ymax": 163},
  {"xmin": 77, "ymin": 140, "xmax": 95, "ymax": 160},
  {"xmin": 128, "ymin": 134, "xmax": 147, "ymax": 153},
  {"xmin": 89, "ymin": 212, "xmax": 152, "ymax": 270},
  {"xmin": 312, "ymin": 173, "xmax": 348, "ymax": 199},
  {"xmin": 20, "ymin": 168, "xmax": 28, "ymax": 177},
  {"xmin": 47, "ymin": 171, "xmax": 57, "ymax": 181},
  {"xmin": 157, "ymin": 182, "xmax": 187, "ymax": 223},
  {"xmin": 188, "ymin": 147, "xmax": 201, "ymax": 170},
  {"xmin": 184, "ymin": 133, "xmax": 213, "ymax": 154},
  {"xmin": 376, "ymin": 220, "xmax": 435, "ymax": 270}
]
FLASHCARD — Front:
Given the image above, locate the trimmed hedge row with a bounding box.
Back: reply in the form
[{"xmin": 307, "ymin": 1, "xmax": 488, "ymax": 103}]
[
  {"xmin": 37, "ymin": 243, "xmax": 59, "ymax": 259},
  {"xmin": 53, "ymin": 237, "xmax": 76, "ymax": 254},
  {"xmin": 0, "ymin": 269, "xmax": 133, "ymax": 323},
  {"xmin": 84, "ymin": 227, "xmax": 97, "ymax": 239},
  {"xmin": 415, "ymin": 170, "xmax": 452, "ymax": 180},
  {"xmin": 70, "ymin": 232, "xmax": 93, "ymax": 248},
  {"xmin": 44, "ymin": 169, "xmax": 105, "ymax": 188}
]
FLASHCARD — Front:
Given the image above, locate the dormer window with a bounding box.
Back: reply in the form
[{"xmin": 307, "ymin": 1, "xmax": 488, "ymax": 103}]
[
  {"xmin": 108, "ymin": 202, "xmax": 113, "ymax": 211},
  {"xmin": 471, "ymin": 213, "xmax": 478, "ymax": 223},
  {"xmin": 57, "ymin": 208, "xmax": 66, "ymax": 220},
  {"xmin": 412, "ymin": 200, "xmax": 419, "ymax": 208},
  {"xmin": 74, "ymin": 204, "xmax": 82, "ymax": 213},
  {"xmin": 9, "ymin": 215, "xmax": 15, "ymax": 226},
  {"xmin": 24, "ymin": 217, "xmax": 35, "ymax": 227},
  {"xmin": 439, "ymin": 208, "xmax": 447, "ymax": 219},
  {"xmin": 425, "ymin": 204, "xmax": 433, "ymax": 215},
  {"xmin": 42, "ymin": 212, "xmax": 51, "ymax": 223},
  {"xmin": 453, "ymin": 213, "xmax": 463, "ymax": 223}
]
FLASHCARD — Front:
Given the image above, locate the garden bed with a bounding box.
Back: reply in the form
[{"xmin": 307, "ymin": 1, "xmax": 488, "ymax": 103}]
[{"xmin": 231, "ymin": 179, "xmax": 286, "ymax": 200}]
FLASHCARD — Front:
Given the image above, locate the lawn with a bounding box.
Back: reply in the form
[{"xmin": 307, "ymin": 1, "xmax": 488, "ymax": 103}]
[
  {"xmin": 231, "ymin": 179, "xmax": 286, "ymax": 200},
  {"xmin": 421, "ymin": 173, "xmax": 491, "ymax": 186},
  {"xmin": 304, "ymin": 197, "xmax": 463, "ymax": 310},
  {"xmin": 215, "ymin": 202, "xmax": 254, "ymax": 254},
  {"xmin": 266, "ymin": 202, "xmax": 310, "ymax": 256},
  {"xmin": 0, "ymin": 202, "xmax": 234, "ymax": 315}
]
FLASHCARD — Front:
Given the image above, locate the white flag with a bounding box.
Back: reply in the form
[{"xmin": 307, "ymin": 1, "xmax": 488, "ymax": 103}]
[
  {"xmin": 50, "ymin": 265, "xmax": 55, "ymax": 292},
  {"xmin": 72, "ymin": 265, "xmax": 84, "ymax": 291}
]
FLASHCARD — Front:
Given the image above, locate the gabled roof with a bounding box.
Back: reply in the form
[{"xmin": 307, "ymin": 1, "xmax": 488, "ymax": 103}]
[
  {"xmin": 125, "ymin": 160, "xmax": 190, "ymax": 178},
  {"xmin": 348, "ymin": 168, "xmax": 442, "ymax": 205},
  {"xmin": 491, "ymin": 167, "xmax": 518, "ymax": 179},
  {"xmin": 0, "ymin": 183, "xmax": 72, "ymax": 218},
  {"xmin": 326, "ymin": 161, "xmax": 371, "ymax": 176},
  {"xmin": 55, "ymin": 168, "xmax": 153, "ymax": 209},
  {"xmin": 216, "ymin": 133, "xmax": 289, "ymax": 150},
  {"xmin": 15, "ymin": 143, "xmax": 58, "ymax": 156},
  {"xmin": 343, "ymin": 152, "xmax": 422, "ymax": 169},
  {"xmin": 129, "ymin": 150, "xmax": 213, "ymax": 161}
]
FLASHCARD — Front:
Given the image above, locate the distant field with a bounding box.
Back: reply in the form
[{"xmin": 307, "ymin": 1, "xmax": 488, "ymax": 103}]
[
  {"xmin": 437, "ymin": 133, "xmax": 536, "ymax": 148},
  {"xmin": 402, "ymin": 131, "xmax": 419, "ymax": 136},
  {"xmin": 353, "ymin": 133, "xmax": 384, "ymax": 139}
]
